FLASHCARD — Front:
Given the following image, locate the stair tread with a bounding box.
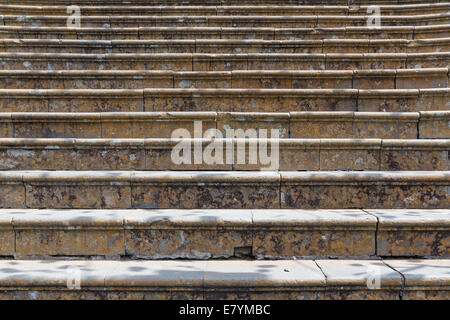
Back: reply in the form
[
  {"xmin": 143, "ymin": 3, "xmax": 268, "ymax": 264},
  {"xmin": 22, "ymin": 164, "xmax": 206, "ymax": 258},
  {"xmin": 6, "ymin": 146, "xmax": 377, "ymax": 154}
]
[
  {"xmin": 0, "ymin": 259, "xmax": 447, "ymax": 289},
  {"xmin": 1, "ymin": 208, "xmax": 448, "ymax": 226}
]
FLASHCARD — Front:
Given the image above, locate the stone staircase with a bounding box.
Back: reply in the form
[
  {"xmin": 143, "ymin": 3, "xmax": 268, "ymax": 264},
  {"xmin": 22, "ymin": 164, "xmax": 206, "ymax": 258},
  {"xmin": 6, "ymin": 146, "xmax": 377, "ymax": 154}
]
[{"xmin": 0, "ymin": 0, "xmax": 448, "ymax": 300}]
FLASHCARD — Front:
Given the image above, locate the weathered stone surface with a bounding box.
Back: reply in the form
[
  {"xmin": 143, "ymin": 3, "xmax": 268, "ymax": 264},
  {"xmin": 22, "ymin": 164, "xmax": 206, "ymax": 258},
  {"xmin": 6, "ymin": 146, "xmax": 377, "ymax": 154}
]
[
  {"xmin": 381, "ymin": 140, "xmax": 449, "ymax": 171},
  {"xmin": 358, "ymin": 89, "xmax": 420, "ymax": 112},
  {"xmin": 290, "ymin": 112, "xmax": 354, "ymax": 138},
  {"xmin": 217, "ymin": 112, "xmax": 289, "ymax": 138},
  {"xmin": 13, "ymin": 209, "xmax": 124, "ymax": 258},
  {"xmin": 252, "ymin": 209, "xmax": 376, "ymax": 258},
  {"xmin": 0, "ymin": 210, "xmax": 14, "ymax": 256},
  {"xmin": 203, "ymin": 260, "xmax": 325, "ymax": 300},
  {"xmin": 281, "ymin": 172, "xmax": 450, "ymax": 209},
  {"xmin": 353, "ymin": 70, "xmax": 396, "ymax": 89},
  {"xmin": 76, "ymin": 139, "xmax": 146, "ymax": 170},
  {"xmin": 320, "ymin": 139, "xmax": 381, "ymax": 170},
  {"xmin": 124, "ymin": 209, "xmax": 252, "ymax": 259},
  {"xmin": 354, "ymin": 112, "xmax": 419, "ymax": 139},
  {"xmin": 416, "ymin": 88, "xmax": 449, "ymax": 111},
  {"xmin": 23, "ymin": 171, "xmax": 131, "ymax": 209},
  {"xmin": 419, "ymin": 111, "xmax": 450, "ymax": 139},
  {"xmin": 384, "ymin": 259, "xmax": 450, "ymax": 300},
  {"xmin": 316, "ymin": 260, "xmax": 403, "ymax": 300},
  {"xmin": 0, "ymin": 172, "xmax": 25, "ymax": 208},
  {"xmin": 368, "ymin": 209, "xmax": 450, "ymax": 257},
  {"xmin": 396, "ymin": 68, "xmax": 448, "ymax": 89},
  {"xmin": 11, "ymin": 113, "xmax": 102, "ymax": 138},
  {"xmin": 131, "ymin": 171, "xmax": 280, "ymax": 209},
  {"xmin": 278, "ymin": 139, "xmax": 320, "ymax": 171},
  {"xmin": 4, "ymin": 138, "xmax": 445, "ymax": 171}
]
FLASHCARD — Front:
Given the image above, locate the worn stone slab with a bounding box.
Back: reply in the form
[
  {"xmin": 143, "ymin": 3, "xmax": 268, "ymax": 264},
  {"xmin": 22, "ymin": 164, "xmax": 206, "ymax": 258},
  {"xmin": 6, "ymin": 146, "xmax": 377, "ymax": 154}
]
[
  {"xmin": 316, "ymin": 260, "xmax": 402, "ymax": 300},
  {"xmin": 419, "ymin": 111, "xmax": 450, "ymax": 139},
  {"xmin": 204, "ymin": 260, "xmax": 325, "ymax": 299},
  {"xmin": 104, "ymin": 260, "xmax": 205, "ymax": 299},
  {"xmin": 0, "ymin": 259, "xmax": 106, "ymax": 288},
  {"xmin": 396, "ymin": 68, "xmax": 448, "ymax": 89},
  {"xmin": 416, "ymin": 88, "xmax": 449, "ymax": 111},
  {"xmin": 3, "ymin": 52, "xmax": 446, "ymax": 72},
  {"xmin": 0, "ymin": 138, "xmax": 78, "ymax": 170},
  {"xmin": 0, "ymin": 89, "xmax": 144, "ymax": 113},
  {"xmin": 319, "ymin": 139, "xmax": 381, "ymax": 170},
  {"xmin": 131, "ymin": 171, "xmax": 280, "ymax": 209},
  {"xmin": 1, "ymin": 25, "xmax": 444, "ymax": 41},
  {"xmin": 354, "ymin": 112, "xmax": 419, "ymax": 139},
  {"xmin": 125, "ymin": 209, "xmax": 252, "ymax": 259},
  {"xmin": 0, "ymin": 172, "xmax": 25, "ymax": 208},
  {"xmin": 353, "ymin": 69, "xmax": 396, "ymax": 89},
  {"xmin": 13, "ymin": 209, "xmax": 124, "ymax": 258},
  {"xmin": 358, "ymin": 89, "xmax": 420, "ymax": 112},
  {"xmin": 1, "ymin": 137, "xmax": 446, "ymax": 171},
  {"xmin": 290, "ymin": 111, "xmax": 420, "ymax": 139},
  {"xmin": 0, "ymin": 209, "xmax": 17, "ymax": 256},
  {"xmin": 217, "ymin": 112, "xmax": 289, "ymax": 138},
  {"xmin": 144, "ymin": 89, "xmax": 358, "ymax": 112},
  {"xmin": 290, "ymin": 112, "xmax": 354, "ymax": 138},
  {"xmin": 367, "ymin": 209, "xmax": 450, "ymax": 258},
  {"xmin": 11, "ymin": 112, "xmax": 102, "ymax": 138},
  {"xmin": 22, "ymin": 171, "xmax": 132, "ymax": 209},
  {"xmin": 7, "ymin": 4, "xmax": 445, "ymax": 17},
  {"xmin": 10, "ymin": 14, "xmax": 443, "ymax": 29},
  {"xmin": 252, "ymin": 209, "xmax": 376, "ymax": 259},
  {"xmin": 384, "ymin": 259, "xmax": 450, "ymax": 300},
  {"xmin": 280, "ymin": 171, "xmax": 450, "ymax": 209},
  {"xmin": 380, "ymin": 140, "xmax": 449, "ymax": 171}
]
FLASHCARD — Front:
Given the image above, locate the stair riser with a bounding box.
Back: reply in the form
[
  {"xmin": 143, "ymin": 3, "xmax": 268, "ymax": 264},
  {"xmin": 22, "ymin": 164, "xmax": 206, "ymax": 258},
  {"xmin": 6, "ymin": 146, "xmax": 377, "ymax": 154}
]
[
  {"xmin": 1, "ymin": 27, "xmax": 447, "ymax": 40},
  {"xmin": 2, "ymin": 5, "xmax": 448, "ymax": 16},
  {"xmin": 3, "ymin": 16, "xmax": 448, "ymax": 28},
  {"xmin": 0, "ymin": 143, "xmax": 447, "ymax": 171},
  {"xmin": 0, "ymin": 90, "xmax": 447, "ymax": 112},
  {"xmin": 0, "ymin": 180, "xmax": 447, "ymax": 209},
  {"xmin": 3, "ymin": 226, "xmax": 448, "ymax": 259},
  {"xmin": 1, "ymin": 208, "xmax": 448, "ymax": 259},
  {"xmin": 2, "ymin": 114, "xmax": 432, "ymax": 139},
  {"xmin": 1, "ymin": 41, "xmax": 448, "ymax": 54},
  {"xmin": 0, "ymin": 71, "xmax": 447, "ymax": 89},
  {"xmin": 0, "ymin": 0, "xmax": 445, "ymax": 5},
  {"xmin": 0, "ymin": 55, "xmax": 447, "ymax": 71}
]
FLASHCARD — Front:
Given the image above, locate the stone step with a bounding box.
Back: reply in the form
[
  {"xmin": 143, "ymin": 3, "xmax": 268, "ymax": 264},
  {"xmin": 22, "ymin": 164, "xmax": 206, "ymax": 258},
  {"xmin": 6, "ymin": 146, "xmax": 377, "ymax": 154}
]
[
  {"xmin": 0, "ymin": 138, "xmax": 447, "ymax": 171},
  {"xmin": 1, "ymin": 39, "xmax": 448, "ymax": 54},
  {"xmin": 0, "ymin": 258, "xmax": 447, "ymax": 299},
  {"xmin": 1, "ymin": 88, "xmax": 447, "ymax": 112},
  {"xmin": 2, "ymin": 0, "xmax": 446, "ymax": 5},
  {"xmin": 0, "ymin": 209, "xmax": 448, "ymax": 259},
  {"xmin": 2, "ymin": 14, "xmax": 448, "ymax": 28},
  {"xmin": 1, "ymin": 4, "xmax": 449, "ymax": 16},
  {"xmin": 0, "ymin": 170, "xmax": 447, "ymax": 209},
  {"xmin": 3, "ymin": 111, "xmax": 442, "ymax": 139},
  {"xmin": 0, "ymin": 69, "xmax": 447, "ymax": 89},
  {"xmin": 1, "ymin": 25, "xmax": 448, "ymax": 40},
  {"xmin": 1, "ymin": 52, "xmax": 447, "ymax": 71}
]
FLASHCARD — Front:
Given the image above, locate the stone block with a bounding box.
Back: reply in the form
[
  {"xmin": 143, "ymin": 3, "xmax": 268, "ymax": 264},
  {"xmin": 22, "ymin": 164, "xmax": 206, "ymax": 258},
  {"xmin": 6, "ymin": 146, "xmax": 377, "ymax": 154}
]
[
  {"xmin": 131, "ymin": 171, "xmax": 280, "ymax": 209},
  {"xmin": 13, "ymin": 209, "xmax": 124, "ymax": 257},
  {"xmin": 368, "ymin": 210, "xmax": 450, "ymax": 257},
  {"xmin": 124, "ymin": 209, "xmax": 252, "ymax": 259},
  {"xmin": 252, "ymin": 209, "xmax": 376, "ymax": 258}
]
